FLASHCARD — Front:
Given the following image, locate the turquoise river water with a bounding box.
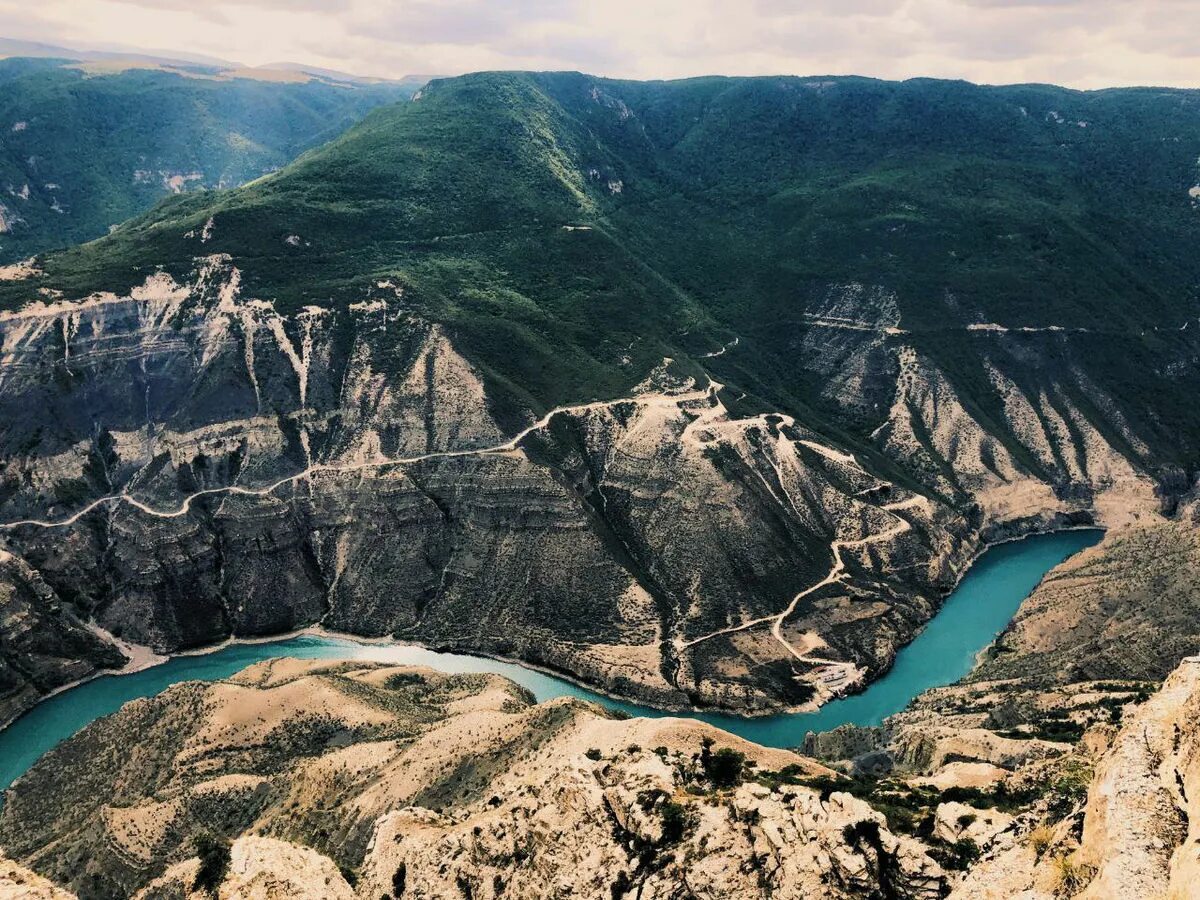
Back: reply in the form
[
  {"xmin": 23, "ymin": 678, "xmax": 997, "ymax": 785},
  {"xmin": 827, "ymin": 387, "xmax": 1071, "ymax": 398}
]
[{"xmin": 0, "ymin": 528, "xmax": 1101, "ymax": 791}]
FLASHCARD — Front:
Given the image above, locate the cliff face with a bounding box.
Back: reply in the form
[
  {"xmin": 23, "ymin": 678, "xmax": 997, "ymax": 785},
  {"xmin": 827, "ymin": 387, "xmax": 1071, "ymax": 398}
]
[
  {"xmin": 0, "ymin": 658, "xmax": 949, "ymax": 900},
  {"xmin": 0, "ymin": 253, "xmax": 1160, "ymax": 718},
  {"xmin": 3, "ymin": 70, "xmax": 1192, "ymax": 717},
  {"xmin": 1072, "ymin": 656, "xmax": 1200, "ymax": 899},
  {"xmin": 0, "ymin": 546, "xmax": 125, "ymax": 723}
]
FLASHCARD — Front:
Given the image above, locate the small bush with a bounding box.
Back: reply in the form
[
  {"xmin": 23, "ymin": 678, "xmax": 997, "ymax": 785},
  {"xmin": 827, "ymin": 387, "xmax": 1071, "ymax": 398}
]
[
  {"xmin": 842, "ymin": 819, "xmax": 882, "ymax": 848},
  {"xmin": 659, "ymin": 800, "xmax": 698, "ymax": 846},
  {"xmin": 192, "ymin": 832, "xmax": 231, "ymax": 895},
  {"xmin": 948, "ymin": 838, "xmax": 981, "ymax": 870},
  {"xmin": 703, "ymin": 747, "xmax": 747, "ymax": 788},
  {"xmin": 1052, "ymin": 854, "xmax": 1097, "ymax": 896},
  {"xmin": 928, "ymin": 836, "xmax": 981, "ymax": 871},
  {"xmin": 1028, "ymin": 824, "xmax": 1054, "ymax": 858},
  {"xmin": 585, "ymin": 748, "xmax": 602, "ymax": 761}
]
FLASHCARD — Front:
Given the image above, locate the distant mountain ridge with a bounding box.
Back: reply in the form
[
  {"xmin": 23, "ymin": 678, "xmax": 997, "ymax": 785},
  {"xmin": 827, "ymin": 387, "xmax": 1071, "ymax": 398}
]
[
  {"xmin": 0, "ymin": 38, "xmax": 422, "ymax": 83},
  {"xmin": 0, "ymin": 55, "xmax": 422, "ymax": 262},
  {"xmin": 0, "ymin": 36, "xmax": 236, "ymax": 69}
]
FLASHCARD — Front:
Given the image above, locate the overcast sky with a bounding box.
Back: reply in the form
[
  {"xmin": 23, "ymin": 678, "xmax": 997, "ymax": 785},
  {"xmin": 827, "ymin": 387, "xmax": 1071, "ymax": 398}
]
[{"xmin": 2, "ymin": 0, "xmax": 1197, "ymax": 89}]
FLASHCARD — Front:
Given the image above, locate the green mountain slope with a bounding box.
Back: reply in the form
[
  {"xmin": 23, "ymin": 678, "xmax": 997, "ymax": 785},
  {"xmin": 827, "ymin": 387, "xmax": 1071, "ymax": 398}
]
[
  {"xmin": 0, "ymin": 57, "xmax": 419, "ymax": 261},
  {"xmin": 14, "ymin": 70, "xmax": 1200, "ymax": 461}
]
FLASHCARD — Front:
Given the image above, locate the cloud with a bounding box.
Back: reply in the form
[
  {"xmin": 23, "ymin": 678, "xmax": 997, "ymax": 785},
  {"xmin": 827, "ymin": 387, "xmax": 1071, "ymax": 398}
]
[{"xmin": 1, "ymin": 0, "xmax": 1199, "ymax": 89}]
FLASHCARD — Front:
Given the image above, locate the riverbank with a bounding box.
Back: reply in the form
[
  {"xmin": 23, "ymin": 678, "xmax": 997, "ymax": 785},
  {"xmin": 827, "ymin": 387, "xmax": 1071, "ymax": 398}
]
[
  {"xmin": 0, "ymin": 528, "xmax": 1102, "ymax": 793},
  {"xmin": 14, "ymin": 519, "xmax": 1108, "ymax": 734}
]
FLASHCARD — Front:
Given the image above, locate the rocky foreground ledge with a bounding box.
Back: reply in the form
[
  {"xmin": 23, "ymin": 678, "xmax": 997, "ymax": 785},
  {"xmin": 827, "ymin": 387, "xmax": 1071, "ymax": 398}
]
[
  {"xmin": 6, "ymin": 652, "xmax": 1199, "ymax": 899},
  {"xmin": 0, "ymin": 659, "xmax": 948, "ymax": 899}
]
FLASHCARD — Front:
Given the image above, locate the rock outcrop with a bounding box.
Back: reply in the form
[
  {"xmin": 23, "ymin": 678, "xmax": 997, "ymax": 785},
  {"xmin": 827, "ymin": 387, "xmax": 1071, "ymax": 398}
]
[
  {"xmin": 1073, "ymin": 656, "xmax": 1200, "ymax": 898},
  {"xmin": 939, "ymin": 655, "xmax": 1200, "ymax": 899}
]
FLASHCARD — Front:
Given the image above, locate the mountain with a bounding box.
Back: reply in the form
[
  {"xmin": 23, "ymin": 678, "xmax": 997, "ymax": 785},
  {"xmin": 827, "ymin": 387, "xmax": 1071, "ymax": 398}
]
[
  {"xmin": 0, "ymin": 57, "xmax": 421, "ymax": 262},
  {"xmin": 0, "ymin": 71, "xmax": 1196, "ymax": 721},
  {"xmin": 257, "ymin": 61, "xmax": 423, "ymax": 85},
  {"xmin": 0, "ymin": 37, "xmax": 237, "ymax": 69}
]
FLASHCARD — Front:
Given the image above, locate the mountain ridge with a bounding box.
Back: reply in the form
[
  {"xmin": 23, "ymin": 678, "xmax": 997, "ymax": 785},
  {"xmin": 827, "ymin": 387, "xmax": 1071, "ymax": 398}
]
[{"xmin": 0, "ymin": 58, "xmax": 421, "ymax": 263}]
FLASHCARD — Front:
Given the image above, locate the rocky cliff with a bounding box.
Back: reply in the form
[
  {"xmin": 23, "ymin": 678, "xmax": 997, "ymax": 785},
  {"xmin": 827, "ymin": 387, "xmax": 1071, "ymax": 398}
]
[
  {"xmin": 0, "ymin": 658, "xmax": 950, "ymax": 899},
  {"xmin": 939, "ymin": 654, "xmax": 1200, "ymax": 899},
  {"xmin": 0, "ymin": 545, "xmax": 124, "ymax": 723},
  {"xmin": 0, "ymin": 250, "xmax": 1163, "ymax": 719}
]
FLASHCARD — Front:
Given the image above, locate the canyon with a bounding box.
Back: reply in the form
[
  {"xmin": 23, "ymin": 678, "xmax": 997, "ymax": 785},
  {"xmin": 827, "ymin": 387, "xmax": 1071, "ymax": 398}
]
[
  {"xmin": 2, "ymin": 70, "xmax": 1200, "ymax": 898},
  {"xmin": 0, "ymin": 251, "xmax": 1163, "ymax": 722}
]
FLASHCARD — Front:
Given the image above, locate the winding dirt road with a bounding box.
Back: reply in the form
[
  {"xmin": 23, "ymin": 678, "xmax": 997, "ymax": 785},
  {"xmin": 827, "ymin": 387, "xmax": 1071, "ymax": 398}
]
[
  {"xmin": 0, "ymin": 366, "xmax": 925, "ymax": 698},
  {"xmin": 0, "ymin": 384, "xmax": 716, "ymax": 531}
]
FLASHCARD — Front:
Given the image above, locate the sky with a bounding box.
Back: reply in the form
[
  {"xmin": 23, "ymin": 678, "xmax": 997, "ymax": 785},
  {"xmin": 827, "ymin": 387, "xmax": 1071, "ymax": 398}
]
[{"xmin": 1, "ymin": 0, "xmax": 1198, "ymax": 89}]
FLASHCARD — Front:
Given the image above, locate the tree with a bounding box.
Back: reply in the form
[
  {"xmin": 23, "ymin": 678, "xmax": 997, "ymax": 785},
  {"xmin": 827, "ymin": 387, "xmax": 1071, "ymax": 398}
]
[
  {"xmin": 192, "ymin": 831, "xmax": 231, "ymax": 895},
  {"xmin": 703, "ymin": 747, "xmax": 747, "ymax": 788}
]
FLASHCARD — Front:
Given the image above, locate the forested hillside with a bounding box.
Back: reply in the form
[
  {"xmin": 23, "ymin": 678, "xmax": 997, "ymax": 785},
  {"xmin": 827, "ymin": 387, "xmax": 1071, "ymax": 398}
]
[{"xmin": 0, "ymin": 57, "xmax": 418, "ymax": 261}]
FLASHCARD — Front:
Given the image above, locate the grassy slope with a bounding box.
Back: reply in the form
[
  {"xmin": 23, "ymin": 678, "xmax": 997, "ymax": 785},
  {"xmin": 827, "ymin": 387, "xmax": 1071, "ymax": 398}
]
[
  {"xmin": 6, "ymin": 70, "xmax": 1200, "ymax": 462},
  {"xmin": 0, "ymin": 57, "xmax": 418, "ymax": 261}
]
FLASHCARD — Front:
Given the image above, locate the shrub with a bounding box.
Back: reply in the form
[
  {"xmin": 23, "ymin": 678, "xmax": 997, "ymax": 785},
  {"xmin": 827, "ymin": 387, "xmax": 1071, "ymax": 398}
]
[
  {"xmin": 842, "ymin": 819, "xmax": 882, "ymax": 848},
  {"xmin": 659, "ymin": 800, "xmax": 697, "ymax": 846},
  {"xmin": 948, "ymin": 838, "xmax": 981, "ymax": 870},
  {"xmin": 585, "ymin": 748, "xmax": 602, "ymax": 761},
  {"xmin": 1047, "ymin": 758, "xmax": 1094, "ymax": 819},
  {"xmin": 1028, "ymin": 824, "xmax": 1054, "ymax": 858}
]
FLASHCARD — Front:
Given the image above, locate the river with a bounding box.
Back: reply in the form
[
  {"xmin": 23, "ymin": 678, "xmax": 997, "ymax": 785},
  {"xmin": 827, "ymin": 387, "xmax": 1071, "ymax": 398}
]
[{"xmin": 0, "ymin": 528, "xmax": 1101, "ymax": 791}]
